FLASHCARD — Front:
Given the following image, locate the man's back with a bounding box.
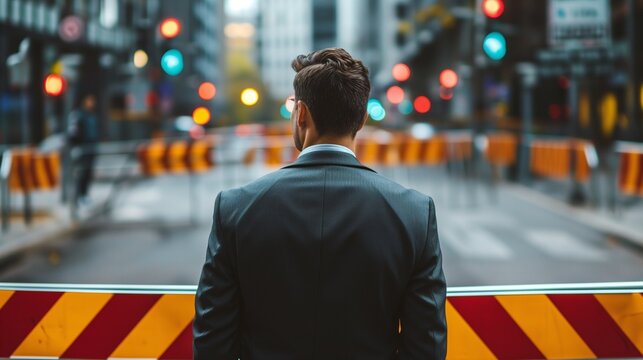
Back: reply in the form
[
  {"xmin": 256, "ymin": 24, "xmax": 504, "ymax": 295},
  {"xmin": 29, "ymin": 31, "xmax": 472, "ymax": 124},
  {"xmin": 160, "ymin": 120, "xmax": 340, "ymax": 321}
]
[{"xmin": 194, "ymin": 151, "xmax": 446, "ymax": 359}]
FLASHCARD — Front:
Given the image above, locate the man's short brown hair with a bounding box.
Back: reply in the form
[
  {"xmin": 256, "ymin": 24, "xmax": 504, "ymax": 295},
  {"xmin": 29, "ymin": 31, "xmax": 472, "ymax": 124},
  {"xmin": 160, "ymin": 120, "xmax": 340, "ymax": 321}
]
[{"xmin": 291, "ymin": 48, "xmax": 370, "ymax": 137}]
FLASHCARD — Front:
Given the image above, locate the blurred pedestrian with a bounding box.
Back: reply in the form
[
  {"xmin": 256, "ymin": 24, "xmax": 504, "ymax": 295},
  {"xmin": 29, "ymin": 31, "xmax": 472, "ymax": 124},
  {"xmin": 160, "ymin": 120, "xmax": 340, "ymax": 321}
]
[
  {"xmin": 67, "ymin": 94, "xmax": 98, "ymax": 206},
  {"xmin": 194, "ymin": 48, "xmax": 447, "ymax": 359}
]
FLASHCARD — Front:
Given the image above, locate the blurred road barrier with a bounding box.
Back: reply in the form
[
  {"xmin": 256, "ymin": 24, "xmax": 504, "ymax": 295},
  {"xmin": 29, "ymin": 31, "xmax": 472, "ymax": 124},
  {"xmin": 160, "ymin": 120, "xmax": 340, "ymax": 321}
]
[
  {"xmin": 136, "ymin": 139, "xmax": 214, "ymax": 176},
  {"xmin": 484, "ymin": 132, "xmax": 518, "ymax": 167},
  {"xmin": 529, "ymin": 138, "xmax": 599, "ymax": 183},
  {"xmin": 616, "ymin": 141, "xmax": 643, "ymax": 197},
  {"xmin": 1, "ymin": 281, "xmax": 640, "ymax": 359},
  {"xmin": 0, "ymin": 148, "xmax": 60, "ymax": 231}
]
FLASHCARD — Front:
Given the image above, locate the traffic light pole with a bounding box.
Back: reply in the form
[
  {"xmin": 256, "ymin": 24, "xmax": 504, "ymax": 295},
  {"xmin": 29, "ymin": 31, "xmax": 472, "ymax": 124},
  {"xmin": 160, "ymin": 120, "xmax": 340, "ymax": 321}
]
[
  {"xmin": 626, "ymin": 0, "xmax": 641, "ymax": 140},
  {"xmin": 517, "ymin": 63, "xmax": 536, "ymax": 184}
]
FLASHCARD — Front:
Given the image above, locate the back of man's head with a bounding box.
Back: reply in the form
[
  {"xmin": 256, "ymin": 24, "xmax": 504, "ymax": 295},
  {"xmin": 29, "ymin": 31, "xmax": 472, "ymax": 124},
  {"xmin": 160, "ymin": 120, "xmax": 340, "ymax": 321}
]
[{"xmin": 291, "ymin": 48, "xmax": 370, "ymax": 138}]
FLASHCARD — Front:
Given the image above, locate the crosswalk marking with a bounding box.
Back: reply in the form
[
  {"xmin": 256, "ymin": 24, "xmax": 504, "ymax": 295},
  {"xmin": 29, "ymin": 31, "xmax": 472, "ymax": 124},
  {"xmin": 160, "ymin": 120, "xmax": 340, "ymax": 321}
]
[
  {"xmin": 441, "ymin": 226, "xmax": 513, "ymax": 260},
  {"xmin": 524, "ymin": 230, "xmax": 606, "ymax": 261}
]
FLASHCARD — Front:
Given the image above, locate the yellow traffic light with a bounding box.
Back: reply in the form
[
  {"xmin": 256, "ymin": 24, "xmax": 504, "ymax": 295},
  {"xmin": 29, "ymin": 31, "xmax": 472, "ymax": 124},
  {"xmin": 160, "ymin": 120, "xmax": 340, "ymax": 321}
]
[{"xmin": 241, "ymin": 88, "xmax": 259, "ymax": 106}]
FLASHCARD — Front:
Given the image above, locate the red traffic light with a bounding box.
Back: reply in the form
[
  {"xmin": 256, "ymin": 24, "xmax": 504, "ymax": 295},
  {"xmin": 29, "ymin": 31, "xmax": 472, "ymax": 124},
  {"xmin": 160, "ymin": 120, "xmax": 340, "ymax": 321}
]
[
  {"xmin": 414, "ymin": 96, "xmax": 432, "ymax": 114},
  {"xmin": 160, "ymin": 18, "xmax": 181, "ymax": 39},
  {"xmin": 439, "ymin": 69, "xmax": 459, "ymax": 88},
  {"xmin": 482, "ymin": 0, "xmax": 504, "ymax": 18},
  {"xmin": 44, "ymin": 74, "xmax": 65, "ymax": 96}
]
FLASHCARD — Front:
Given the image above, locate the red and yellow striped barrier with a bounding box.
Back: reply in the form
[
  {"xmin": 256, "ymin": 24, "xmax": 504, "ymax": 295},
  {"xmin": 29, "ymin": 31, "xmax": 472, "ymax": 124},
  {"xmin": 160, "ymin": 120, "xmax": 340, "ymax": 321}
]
[
  {"xmin": 485, "ymin": 133, "xmax": 518, "ymax": 166},
  {"xmin": 1, "ymin": 283, "xmax": 640, "ymax": 359},
  {"xmin": 137, "ymin": 140, "xmax": 214, "ymax": 176},
  {"xmin": 7, "ymin": 149, "xmax": 60, "ymax": 192},
  {"xmin": 617, "ymin": 145, "xmax": 643, "ymax": 196},
  {"xmin": 530, "ymin": 139, "xmax": 592, "ymax": 182}
]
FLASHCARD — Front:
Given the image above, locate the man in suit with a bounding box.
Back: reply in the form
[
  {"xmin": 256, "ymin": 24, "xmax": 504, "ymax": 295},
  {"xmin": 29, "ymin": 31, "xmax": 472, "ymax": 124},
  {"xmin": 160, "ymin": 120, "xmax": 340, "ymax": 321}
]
[{"xmin": 194, "ymin": 48, "xmax": 447, "ymax": 359}]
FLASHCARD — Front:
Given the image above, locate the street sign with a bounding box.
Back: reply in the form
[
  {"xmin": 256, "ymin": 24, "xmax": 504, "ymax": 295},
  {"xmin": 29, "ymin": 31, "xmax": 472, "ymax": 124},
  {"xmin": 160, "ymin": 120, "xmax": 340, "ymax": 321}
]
[
  {"xmin": 58, "ymin": 15, "xmax": 84, "ymax": 42},
  {"xmin": 548, "ymin": 0, "xmax": 611, "ymax": 49}
]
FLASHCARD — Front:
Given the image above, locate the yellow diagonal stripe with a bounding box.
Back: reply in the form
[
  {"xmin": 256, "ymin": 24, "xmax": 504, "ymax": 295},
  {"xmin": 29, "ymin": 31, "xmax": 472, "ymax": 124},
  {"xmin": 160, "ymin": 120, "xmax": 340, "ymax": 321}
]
[
  {"xmin": 446, "ymin": 300, "xmax": 496, "ymax": 360},
  {"xmin": 110, "ymin": 294, "xmax": 195, "ymax": 358},
  {"xmin": 0, "ymin": 290, "xmax": 15, "ymax": 309},
  {"xmin": 496, "ymin": 294, "xmax": 595, "ymax": 359},
  {"xmin": 595, "ymin": 294, "xmax": 643, "ymax": 354},
  {"xmin": 13, "ymin": 292, "xmax": 112, "ymax": 357}
]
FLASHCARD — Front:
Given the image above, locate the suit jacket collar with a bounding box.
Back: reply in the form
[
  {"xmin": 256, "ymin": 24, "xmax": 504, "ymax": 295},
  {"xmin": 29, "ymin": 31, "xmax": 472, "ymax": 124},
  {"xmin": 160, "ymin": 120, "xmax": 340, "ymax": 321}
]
[{"xmin": 283, "ymin": 150, "xmax": 376, "ymax": 173}]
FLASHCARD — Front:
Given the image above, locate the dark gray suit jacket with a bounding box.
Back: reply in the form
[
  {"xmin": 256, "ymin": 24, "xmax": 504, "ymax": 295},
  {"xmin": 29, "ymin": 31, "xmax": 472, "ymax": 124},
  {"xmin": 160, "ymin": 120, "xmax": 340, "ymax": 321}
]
[{"xmin": 194, "ymin": 150, "xmax": 447, "ymax": 359}]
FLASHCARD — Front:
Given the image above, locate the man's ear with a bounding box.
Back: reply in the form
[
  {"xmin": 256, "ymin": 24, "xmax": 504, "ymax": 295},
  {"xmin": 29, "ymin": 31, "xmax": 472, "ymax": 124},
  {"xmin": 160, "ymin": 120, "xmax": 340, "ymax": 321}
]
[{"xmin": 297, "ymin": 100, "xmax": 309, "ymax": 128}]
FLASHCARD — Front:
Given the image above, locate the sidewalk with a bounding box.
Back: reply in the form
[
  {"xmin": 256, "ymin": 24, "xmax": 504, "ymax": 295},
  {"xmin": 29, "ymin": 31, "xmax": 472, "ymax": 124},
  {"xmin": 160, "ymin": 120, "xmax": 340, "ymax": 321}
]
[
  {"xmin": 505, "ymin": 173, "xmax": 643, "ymax": 249},
  {"xmin": 0, "ymin": 184, "xmax": 112, "ymax": 263}
]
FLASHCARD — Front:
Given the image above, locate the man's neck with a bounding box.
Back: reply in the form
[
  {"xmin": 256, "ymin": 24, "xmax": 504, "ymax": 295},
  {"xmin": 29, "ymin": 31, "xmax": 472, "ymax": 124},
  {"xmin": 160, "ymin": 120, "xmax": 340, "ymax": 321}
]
[{"xmin": 303, "ymin": 135, "xmax": 355, "ymax": 153}]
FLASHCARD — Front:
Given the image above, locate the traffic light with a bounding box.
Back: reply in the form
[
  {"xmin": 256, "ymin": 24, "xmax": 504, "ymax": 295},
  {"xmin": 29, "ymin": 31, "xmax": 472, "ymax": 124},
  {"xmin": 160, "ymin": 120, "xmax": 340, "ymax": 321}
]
[
  {"xmin": 44, "ymin": 74, "xmax": 65, "ymax": 96},
  {"xmin": 159, "ymin": 17, "xmax": 184, "ymax": 76},
  {"xmin": 161, "ymin": 49, "xmax": 183, "ymax": 76},
  {"xmin": 160, "ymin": 18, "xmax": 181, "ymax": 39},
  {"xmin": 481, "ymin": 0, "xmax": 507, "ymax": 61},
  {"xmin": 482, "ymin": 0, "xmax": 504, "ymax": 18}
]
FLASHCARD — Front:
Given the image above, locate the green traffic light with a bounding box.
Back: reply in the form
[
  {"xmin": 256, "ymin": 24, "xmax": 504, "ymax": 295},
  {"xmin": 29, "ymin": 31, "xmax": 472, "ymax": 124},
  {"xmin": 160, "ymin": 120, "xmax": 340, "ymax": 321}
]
[
  {"xmin": 483, "ymin": 32, "xmax": 507, "ymax": 60},
  {"xmin": 161, "ymin": 49, "xmax": 184, "ymax": 76}
]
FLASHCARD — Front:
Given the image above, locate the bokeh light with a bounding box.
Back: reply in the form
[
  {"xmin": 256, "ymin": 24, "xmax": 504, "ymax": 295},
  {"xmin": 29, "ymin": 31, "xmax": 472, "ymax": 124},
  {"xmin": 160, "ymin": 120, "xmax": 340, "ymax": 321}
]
[
  {"xmin": 398, "ymin": 99, "xmax": 413, "ymax": 115},
  {"xmin": 198, "ymin": 82, "xmax": 217, "ymax": 100},
  {"xmin": 160, "ymin": 18, "xmax": 181, "ymax": 38},
  {"xmin": 392, "ymin": 63, "xmax": 411, "ymax": 82},
  {"xmin": 280, "ymin": 104, "xmax": 291, "ymax": 119},
  {"xmin": 386, "ymin": 86, "xmax": 405, "ymax": 104},
  {"xmin": 439, "ymin": 69, "xmax": 458, "ymax": 88},
  {"xmin": 192, "ymin": 106, "xmax": 211, "ymax": 125},
  {"xmin": 414, "ymin": 96, "xmax": 432, "ymax": 113},
  {"xmin": 44, "ymin": 74, "xmax": 65, "ymax": 96},
  {"xmin": 133, "ymin": 50, "xmax": 148, "ymax": 68},
  {"xmin": 161, "ymin": 49, "xmax": 184, "ymax": 76},
  {"xmin": 241, "ymin": 88, "xmax": 259, "ymax": 106}
]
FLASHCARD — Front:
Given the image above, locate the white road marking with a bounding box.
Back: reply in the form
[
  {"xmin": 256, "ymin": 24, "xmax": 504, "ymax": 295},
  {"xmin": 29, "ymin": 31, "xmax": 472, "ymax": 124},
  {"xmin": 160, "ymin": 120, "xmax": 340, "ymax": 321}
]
[
  {"xmin": 441, "ymin": 225, "xmax": 513, "ymax": 259},
  {"xmin": 524, "ymin": 230, "xmax": 606, "ymax": 261}
]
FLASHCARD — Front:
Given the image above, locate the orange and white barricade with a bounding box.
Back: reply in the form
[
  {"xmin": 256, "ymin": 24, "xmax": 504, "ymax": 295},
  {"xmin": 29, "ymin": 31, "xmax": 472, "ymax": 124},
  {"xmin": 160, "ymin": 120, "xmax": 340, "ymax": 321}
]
[{"xmin": 616, "ymin": 142, "xmax": 643, "ymax": 197}]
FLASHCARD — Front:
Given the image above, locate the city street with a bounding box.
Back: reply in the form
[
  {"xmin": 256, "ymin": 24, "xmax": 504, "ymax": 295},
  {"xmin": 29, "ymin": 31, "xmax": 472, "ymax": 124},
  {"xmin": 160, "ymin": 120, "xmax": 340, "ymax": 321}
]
[{"xmin": 2, "ymin": 166, "xmax": 641, "ymax": 287}]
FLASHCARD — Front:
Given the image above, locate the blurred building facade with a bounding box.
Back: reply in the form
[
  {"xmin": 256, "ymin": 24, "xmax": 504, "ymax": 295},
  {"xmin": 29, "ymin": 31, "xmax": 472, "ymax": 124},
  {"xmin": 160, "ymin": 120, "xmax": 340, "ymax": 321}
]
[
  {"xmin": 0, "ymin": 0, "xmax": 225, "ymax": 145},
  {"xmin": 390, "ymin": 0, "xmax": 642, "ymax": 142},
  {"xmin": 0, "ymin": 0, "xmax": 139, "ymax": 145}
]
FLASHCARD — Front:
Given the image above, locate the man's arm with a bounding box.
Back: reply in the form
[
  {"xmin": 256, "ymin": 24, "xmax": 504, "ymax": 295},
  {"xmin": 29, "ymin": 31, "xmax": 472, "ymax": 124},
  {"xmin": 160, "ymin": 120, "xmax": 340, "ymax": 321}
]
[
  {"xmin": 398, "ymin": 197, "xmax": 447, "ymax": 359},
  {"xmin": 194, "ymin": 192, "xmax": 241, "ymax": 360}
]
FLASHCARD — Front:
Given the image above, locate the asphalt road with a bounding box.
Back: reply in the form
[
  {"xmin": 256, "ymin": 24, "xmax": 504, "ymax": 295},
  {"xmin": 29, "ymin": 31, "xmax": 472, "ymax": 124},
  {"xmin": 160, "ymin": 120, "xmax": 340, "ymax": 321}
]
[{"xmin": 1, "ymin": 165, "xmax": 642, "ymax": 287}]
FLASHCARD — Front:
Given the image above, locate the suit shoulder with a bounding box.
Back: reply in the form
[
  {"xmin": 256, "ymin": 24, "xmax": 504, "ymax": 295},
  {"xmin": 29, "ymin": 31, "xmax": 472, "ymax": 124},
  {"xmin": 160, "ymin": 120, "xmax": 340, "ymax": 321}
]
[{"xmin": 217, "ymin": 168, "xmax": 290, "ymax": 221}]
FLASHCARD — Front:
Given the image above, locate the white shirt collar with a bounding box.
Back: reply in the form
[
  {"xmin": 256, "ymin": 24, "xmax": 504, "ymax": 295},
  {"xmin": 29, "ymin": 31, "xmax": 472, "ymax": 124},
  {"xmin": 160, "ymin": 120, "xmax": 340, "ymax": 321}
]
[{"xmin": 298, "ymin": 144, "xmax": 356, "ymax": 158}]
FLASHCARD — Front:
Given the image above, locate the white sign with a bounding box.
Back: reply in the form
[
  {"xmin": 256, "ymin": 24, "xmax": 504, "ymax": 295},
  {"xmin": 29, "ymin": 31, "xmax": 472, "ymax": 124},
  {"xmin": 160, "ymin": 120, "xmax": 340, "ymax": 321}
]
[{"xmin": 548, "ymin": 0, "xmax": 611, "ymax": 49}]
